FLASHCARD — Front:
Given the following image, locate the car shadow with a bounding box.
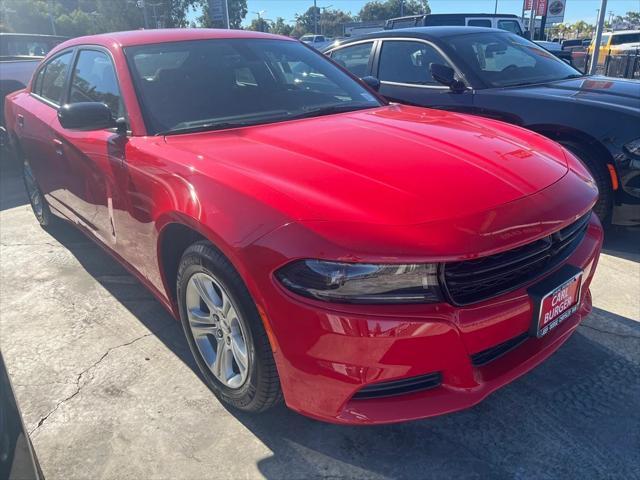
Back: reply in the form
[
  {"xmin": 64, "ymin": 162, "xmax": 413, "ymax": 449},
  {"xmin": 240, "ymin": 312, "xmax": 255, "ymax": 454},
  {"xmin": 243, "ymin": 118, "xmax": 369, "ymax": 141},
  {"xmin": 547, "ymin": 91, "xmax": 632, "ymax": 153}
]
[
  {"xmin": 39, "ymin": 221, "xmax": 640, "ymax": 478},
  {"xmin": 0, "ymin": 151, "xmax": 27, "ymax": 211},
  {"xmin": 602, "ymin": 225, "xmax": 640, "ymax": 263},
  {"xmin": 224, "ymin": 307, "xmax": 640, "ymax": 479},
  {"xmin": 43, "ymin": 220, "xmax": 201, "ymax": 376}
]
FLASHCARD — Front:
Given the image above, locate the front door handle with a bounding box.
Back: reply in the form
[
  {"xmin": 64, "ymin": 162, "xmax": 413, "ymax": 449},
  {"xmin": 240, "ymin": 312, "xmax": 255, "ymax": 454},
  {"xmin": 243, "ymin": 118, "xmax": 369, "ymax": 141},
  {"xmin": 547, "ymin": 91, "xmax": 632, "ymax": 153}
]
[
  {"xmin": 52, "ymin": 138, "xmax": 64, "ymax": 156},
  {"xmin": 17, "ymin": 114, "xmax": 24, "ymax": 128}
]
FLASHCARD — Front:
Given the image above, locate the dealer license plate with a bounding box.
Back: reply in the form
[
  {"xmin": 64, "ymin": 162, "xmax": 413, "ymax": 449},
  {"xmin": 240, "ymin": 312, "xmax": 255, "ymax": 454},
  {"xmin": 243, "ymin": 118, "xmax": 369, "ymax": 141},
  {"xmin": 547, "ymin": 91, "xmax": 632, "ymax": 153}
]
[{"xmin": 532, "ymin": 271, "xmax": 583, "ymax": 338}]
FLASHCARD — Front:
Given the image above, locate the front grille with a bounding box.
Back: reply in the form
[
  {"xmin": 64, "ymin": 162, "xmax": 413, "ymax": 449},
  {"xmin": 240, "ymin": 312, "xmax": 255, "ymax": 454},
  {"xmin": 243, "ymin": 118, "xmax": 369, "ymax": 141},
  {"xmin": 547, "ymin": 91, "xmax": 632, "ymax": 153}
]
[
  {"xmin": 471, "ymin": 333, "xmax": 529, "ymax": 366},
  {"xmin": 352, "ymin": 372, "xmax": 442, "ymax": 400},
  {"xmin": 443, "ymin": 212, "xmax": 591, "ymax": 305}
]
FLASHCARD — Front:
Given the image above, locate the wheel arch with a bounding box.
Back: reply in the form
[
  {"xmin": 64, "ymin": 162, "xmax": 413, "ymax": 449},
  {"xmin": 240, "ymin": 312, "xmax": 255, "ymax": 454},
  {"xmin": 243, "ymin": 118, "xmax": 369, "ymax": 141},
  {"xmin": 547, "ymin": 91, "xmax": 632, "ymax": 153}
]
[
  {"xmin": 527, "ymin": 124, "xmax": 617, "ymax": 176},
  {"xmin": 156, "ymin": 214, "xmax": 281, "ymax": 354}
]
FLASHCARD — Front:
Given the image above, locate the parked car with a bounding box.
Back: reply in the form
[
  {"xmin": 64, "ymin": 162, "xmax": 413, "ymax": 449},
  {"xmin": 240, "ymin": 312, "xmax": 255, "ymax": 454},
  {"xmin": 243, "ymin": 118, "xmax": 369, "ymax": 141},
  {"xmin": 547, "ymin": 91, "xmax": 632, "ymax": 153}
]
[
  {"xmin": 300, "ymin": 34, "xmax": 333, "ymax": 50},
  {"xmin": 560, "ymin": 37, "xmax": 590, "ymax": 52},
  {"xmin": 0, "ymin": 352, "xmax": 43, "ymax": 480},
  {"xmin": 0, "ymin": 33, "xmax": 67, "ymax": 146},
  {"xmin": 5, "ymin": 29, "xmax": 602, "ymax": 425},
  {"xmin": 588, "ymin": 30, "xmax": 640, "ymax": 64},
  {"xmin": 385, "ymin": 13, "xmax": 525, "ymax": 36},
  {"xmin": 325, "ymin": 27, "xmax": 640, "ymax": 226},
  {"xmin": 535, "ymin": 40, "xmax": 573, "ymax": 63}
]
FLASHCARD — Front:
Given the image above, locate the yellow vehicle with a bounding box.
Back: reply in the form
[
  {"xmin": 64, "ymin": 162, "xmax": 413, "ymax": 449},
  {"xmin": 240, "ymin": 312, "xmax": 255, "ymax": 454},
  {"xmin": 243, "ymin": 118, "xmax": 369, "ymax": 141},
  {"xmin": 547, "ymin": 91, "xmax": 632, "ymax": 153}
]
[{"xmin": 589, "ymin": 30, "xmax": 640, "ymax": 65}]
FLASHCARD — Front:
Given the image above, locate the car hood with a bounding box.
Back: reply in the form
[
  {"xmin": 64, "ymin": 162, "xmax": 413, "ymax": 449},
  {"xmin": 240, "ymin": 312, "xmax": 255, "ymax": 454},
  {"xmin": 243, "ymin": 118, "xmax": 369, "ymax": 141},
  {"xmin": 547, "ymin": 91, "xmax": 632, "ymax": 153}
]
[
  {"xmin": 164, "ymin": 105, "xmax": 569, "ymax": 225},
  {"xmin": 509, "ymin": 76, "xmax": 640, "ymax": 113}
]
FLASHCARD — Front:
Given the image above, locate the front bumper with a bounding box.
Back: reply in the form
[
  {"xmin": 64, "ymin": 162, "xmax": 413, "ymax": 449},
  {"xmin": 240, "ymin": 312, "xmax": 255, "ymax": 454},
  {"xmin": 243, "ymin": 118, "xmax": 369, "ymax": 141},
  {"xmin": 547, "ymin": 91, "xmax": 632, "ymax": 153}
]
[{"xmin": 250, "ymin": 215, "xmax": 603, "ymax": 424}]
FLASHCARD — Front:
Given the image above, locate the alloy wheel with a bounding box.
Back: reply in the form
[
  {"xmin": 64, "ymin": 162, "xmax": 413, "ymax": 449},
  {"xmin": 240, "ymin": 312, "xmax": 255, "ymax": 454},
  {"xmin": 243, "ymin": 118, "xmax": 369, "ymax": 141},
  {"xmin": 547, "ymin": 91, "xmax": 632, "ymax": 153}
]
[{"xmin": 185, "ymin": 272, "xmax": 250, "ymax": 389}]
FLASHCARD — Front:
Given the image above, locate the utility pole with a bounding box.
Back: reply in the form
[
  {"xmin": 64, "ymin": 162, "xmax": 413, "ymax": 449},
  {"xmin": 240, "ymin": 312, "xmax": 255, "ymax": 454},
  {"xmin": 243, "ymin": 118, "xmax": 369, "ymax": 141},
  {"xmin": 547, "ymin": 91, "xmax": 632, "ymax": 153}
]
[
  {"xmin": 400, "ymin": 0, "xmax": 404, "ymax": 17},
  {"xmin": 319, "ymin": 5, "xmax": 332, "ymax": 36},
  {"xmin": 528, "ymin": 1, "xmax": 537, "ymax": 40},
  {"xmin": 589, "ymin": 0, "xmax": 608, "ymax": 74},
  {"xmin": 313, "ymin": 0, "xmax": 318, "ymax": 35},
  {"xmin": 494, "ymin": 0, "xmax": 499, "ymax": 15},
  {"xmin": 138, "ymin": 0, "xmax": 150, "ymax": 29},
  {"xmin": 48, "ymin": 0, "xmax": 57, "ymax": 35}
]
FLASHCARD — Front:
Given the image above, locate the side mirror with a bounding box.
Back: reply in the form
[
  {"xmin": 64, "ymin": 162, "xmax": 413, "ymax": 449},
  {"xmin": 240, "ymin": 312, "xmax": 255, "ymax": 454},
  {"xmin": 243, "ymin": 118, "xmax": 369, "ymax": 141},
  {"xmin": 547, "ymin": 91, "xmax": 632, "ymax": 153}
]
[
  {"xmin": 58, "ymin": 102, "xmax": 120, "ymax": 131},
  {"xmin": 430, "ymin": 63, "xmax": 466, "ymax": 93},
  {"xmin": 523, "ymin": 31, "xmax": 532, "ymax": 40},
  {"xmin": 361, "ymin": 75, "xmax": 381, "ymax": 92}
]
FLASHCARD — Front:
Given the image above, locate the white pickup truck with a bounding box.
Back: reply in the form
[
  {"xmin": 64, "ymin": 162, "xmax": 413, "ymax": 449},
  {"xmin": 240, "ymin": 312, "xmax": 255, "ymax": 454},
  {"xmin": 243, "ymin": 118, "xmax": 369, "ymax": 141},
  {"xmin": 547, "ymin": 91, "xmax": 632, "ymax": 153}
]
[{"xmin": 0, "ymin": 33, "xmax": 66, "ymax": 146}]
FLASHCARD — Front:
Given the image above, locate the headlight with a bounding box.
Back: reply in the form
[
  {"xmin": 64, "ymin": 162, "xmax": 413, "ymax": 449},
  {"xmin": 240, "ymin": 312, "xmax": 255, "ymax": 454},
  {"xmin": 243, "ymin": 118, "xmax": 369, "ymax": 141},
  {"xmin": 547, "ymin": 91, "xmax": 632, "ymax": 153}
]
[
  {"xmin": 624, "ymin": 138, "xmax": 640, "ymax": 157},
  {"xmin": 275, "ymin": 260, "xmax": 443, "ymax": 304}
]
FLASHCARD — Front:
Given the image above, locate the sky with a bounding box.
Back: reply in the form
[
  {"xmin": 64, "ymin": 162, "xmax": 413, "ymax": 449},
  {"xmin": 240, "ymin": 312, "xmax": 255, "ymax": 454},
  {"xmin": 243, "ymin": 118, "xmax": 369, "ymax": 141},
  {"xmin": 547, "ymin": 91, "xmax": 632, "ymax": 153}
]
[{"xmin": 187, "ymin": 0, "xmax": 640, "ymax": 27}]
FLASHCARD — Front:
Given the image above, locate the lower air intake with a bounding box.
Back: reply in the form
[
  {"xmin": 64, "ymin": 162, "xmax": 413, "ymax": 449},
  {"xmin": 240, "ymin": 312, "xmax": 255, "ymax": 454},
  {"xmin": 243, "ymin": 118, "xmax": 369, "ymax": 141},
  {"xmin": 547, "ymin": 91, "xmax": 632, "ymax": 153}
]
[{"xmin": 352, "ymin": 372, "xmax": 442, "ymax": 400}]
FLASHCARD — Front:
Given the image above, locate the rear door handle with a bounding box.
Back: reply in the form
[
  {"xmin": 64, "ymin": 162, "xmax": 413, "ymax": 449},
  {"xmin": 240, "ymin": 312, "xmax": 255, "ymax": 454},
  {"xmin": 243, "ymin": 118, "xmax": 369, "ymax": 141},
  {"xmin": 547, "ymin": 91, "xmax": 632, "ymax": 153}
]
[
  {"xmin": 17, "ymin": 114, "xmax": 24, "ymax": 128},
  {"xmin": 52, "ymin": 138, "xmax": 64, "ymax": 156}
]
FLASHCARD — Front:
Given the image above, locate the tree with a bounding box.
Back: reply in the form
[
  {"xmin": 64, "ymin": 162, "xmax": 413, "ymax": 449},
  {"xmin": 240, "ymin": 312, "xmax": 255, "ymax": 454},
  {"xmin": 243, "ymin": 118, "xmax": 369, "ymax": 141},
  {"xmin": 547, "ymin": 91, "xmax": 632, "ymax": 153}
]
[
  {"xmin": 247, "ymin": 16, "xmax": 270, "ymax": 33},
  {"xmin": 0, "ymin": 0, "xmax": 198, "ymax": 36},
  {"xmin": 294, "ymin": 6, "xmax": 353, "ymax": 37},
  {"xmin": 318, "ymin": 8, "xmax": 353, "ymax": 37},
  {"xmin": 197, "ymin": 0, "xmax": 247, "ymax": 29},
  {"xmin": 270, "ymin": 17, "xmax": 293, "ymax": 37},
  {"xmin": 359, "ymin": 0, "xmax": 430, "ymax": 22}
]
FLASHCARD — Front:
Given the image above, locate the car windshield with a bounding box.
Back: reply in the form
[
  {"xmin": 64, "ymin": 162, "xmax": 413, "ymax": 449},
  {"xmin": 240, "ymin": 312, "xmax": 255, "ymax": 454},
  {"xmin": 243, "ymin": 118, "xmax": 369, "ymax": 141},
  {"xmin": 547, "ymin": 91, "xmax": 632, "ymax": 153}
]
[
  {"xmin": 446, "ymin": 32, "xmax": 581, "ymax": 88},
  {"xmin": 124, "ymin": 38, "xmax": 381, "ymax": 135}
]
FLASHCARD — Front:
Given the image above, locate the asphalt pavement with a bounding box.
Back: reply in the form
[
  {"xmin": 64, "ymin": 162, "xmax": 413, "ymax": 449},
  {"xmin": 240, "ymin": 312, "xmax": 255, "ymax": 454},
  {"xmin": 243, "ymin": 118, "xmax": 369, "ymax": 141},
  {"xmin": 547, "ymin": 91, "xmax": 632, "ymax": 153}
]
[{"xmin": 1, "ymin": 156, "xmax": 639, "ymax": 480}]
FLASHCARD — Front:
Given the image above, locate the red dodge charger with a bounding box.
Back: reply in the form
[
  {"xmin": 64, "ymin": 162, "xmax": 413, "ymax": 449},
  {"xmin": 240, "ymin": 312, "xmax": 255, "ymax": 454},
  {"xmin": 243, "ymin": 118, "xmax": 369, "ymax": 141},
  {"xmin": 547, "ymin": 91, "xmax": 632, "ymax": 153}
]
[{"xmin": 4, "ymin": 29, "xmax": 602, "ymax": 424}]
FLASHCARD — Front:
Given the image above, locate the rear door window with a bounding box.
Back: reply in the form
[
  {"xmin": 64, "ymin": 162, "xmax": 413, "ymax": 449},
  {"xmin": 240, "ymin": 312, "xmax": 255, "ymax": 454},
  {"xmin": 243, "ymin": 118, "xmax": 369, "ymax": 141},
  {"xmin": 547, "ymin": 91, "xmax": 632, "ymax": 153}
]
[
  {"xmin": 330, "ymin": 42, "xmax": 374, "ymax": 77},
  {"xmin": 39, "ymin": 51, "xmax": 73, "ymax": 105}
]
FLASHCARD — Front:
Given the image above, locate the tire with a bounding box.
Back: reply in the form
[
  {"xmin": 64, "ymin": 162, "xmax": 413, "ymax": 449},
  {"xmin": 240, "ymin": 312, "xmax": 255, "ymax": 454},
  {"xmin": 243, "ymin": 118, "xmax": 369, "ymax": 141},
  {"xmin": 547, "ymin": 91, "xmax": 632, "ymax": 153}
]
[
  {"xmin": 561, "ymin": 141, "xmax": 613, "ymax": 224},
  {"xmin": 22, "ymin": 159, "xmax": 56, "ymax": 229},
  {"xmin": 177, "ymin": 240, "xmax": 282, "ymax": 412}
]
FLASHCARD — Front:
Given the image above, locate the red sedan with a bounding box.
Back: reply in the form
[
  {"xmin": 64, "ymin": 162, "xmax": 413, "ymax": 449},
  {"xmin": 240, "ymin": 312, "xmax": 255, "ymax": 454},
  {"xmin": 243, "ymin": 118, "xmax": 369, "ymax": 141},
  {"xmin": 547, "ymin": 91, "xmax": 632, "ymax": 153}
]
[{"xmin": 4, "ymin": 29, "xmax": 602, "ymax": 424}]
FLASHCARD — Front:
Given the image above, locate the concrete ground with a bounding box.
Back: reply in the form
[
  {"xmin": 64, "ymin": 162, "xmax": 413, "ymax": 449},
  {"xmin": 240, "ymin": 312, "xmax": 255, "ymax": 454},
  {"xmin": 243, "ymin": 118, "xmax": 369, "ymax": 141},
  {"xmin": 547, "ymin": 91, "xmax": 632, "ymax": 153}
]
[{"xmin": 1, "ymin": 156, "xmax": 639, "ymax": 480}]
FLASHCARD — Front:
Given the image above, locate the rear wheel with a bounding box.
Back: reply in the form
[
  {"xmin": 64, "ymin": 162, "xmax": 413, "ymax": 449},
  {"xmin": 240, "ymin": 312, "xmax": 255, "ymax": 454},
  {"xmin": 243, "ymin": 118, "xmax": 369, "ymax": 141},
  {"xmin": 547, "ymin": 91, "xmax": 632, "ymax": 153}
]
[
  {"xmin": 177, "ymin": 240, "xmax": 282, "ymax": 412},
  {"xmin": 561, "ymin": 141, "xmax": 613, "ymax": 224},
  {"xmin": 22, "ymin": 160, "xmax": 55, "ymax": 228}
]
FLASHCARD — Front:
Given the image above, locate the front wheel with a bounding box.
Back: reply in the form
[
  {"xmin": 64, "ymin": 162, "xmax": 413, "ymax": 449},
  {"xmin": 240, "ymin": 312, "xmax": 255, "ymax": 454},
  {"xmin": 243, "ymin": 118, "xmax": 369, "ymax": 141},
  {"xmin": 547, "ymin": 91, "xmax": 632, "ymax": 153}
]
[
  {"xmin": 22, "ymin": 160, "xmax": 55, "ymax": 228},
  {"xmin": 561, "ymin": 142, "xmax": 613, "ymax": 224},
  {"xmin": 177, "ymin": 240, "xmax": 282, "ymax": 412}
]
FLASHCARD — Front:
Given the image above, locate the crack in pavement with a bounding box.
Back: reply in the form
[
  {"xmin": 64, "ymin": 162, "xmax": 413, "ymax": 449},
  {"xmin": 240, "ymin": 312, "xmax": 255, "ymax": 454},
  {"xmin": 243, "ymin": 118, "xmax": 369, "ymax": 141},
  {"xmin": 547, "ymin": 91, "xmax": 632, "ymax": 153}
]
[
  {"xmin": 28, "ymin": 332, "xmax": 153, "ymax": 436},
  {"xmin": 580, "ymin": 323, "xmax": 640, "ymax": 340},
  {"xmin": 0, "ymin": 242, "xmax": 87, "ymax": 248}
]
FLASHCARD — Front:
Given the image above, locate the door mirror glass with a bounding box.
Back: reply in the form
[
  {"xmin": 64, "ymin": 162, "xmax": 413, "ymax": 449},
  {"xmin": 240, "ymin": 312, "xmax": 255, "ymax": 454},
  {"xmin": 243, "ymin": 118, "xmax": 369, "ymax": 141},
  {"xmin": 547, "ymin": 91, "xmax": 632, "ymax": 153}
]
[
  {"xmin": 361, "ymin": 76, "xmax": 381, "ymax": 91},
  {"xmin": 58, "ymin": 102, "xmax": 116, "ymax": 130}
]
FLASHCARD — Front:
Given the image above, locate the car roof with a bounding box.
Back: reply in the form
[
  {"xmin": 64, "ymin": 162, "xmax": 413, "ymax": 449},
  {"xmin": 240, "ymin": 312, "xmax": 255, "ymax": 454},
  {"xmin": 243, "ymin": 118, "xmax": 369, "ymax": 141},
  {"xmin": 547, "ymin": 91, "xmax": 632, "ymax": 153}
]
[
  {"xmin": 52, "ymin": 28, "xmax": 293, "ymax": 52},
  {"xmin": 330, "ymin": 26, "xmax": 507, "ymax": 46},
  {"xmin": 610, "ymin": 30, "xmax": 640, "ymax": 35}
]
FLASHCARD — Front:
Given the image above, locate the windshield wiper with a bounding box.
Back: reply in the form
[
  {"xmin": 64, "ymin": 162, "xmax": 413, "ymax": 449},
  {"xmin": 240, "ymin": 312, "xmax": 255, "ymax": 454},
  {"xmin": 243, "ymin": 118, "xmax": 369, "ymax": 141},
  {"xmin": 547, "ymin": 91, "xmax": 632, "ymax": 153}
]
[
  {"xmin": 288, "ymin": 103, "xmax": 376, "ymax": 120},
  {"xmin": 158, "ymin": 122, "xmax": 254, "ymax": 136}
]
